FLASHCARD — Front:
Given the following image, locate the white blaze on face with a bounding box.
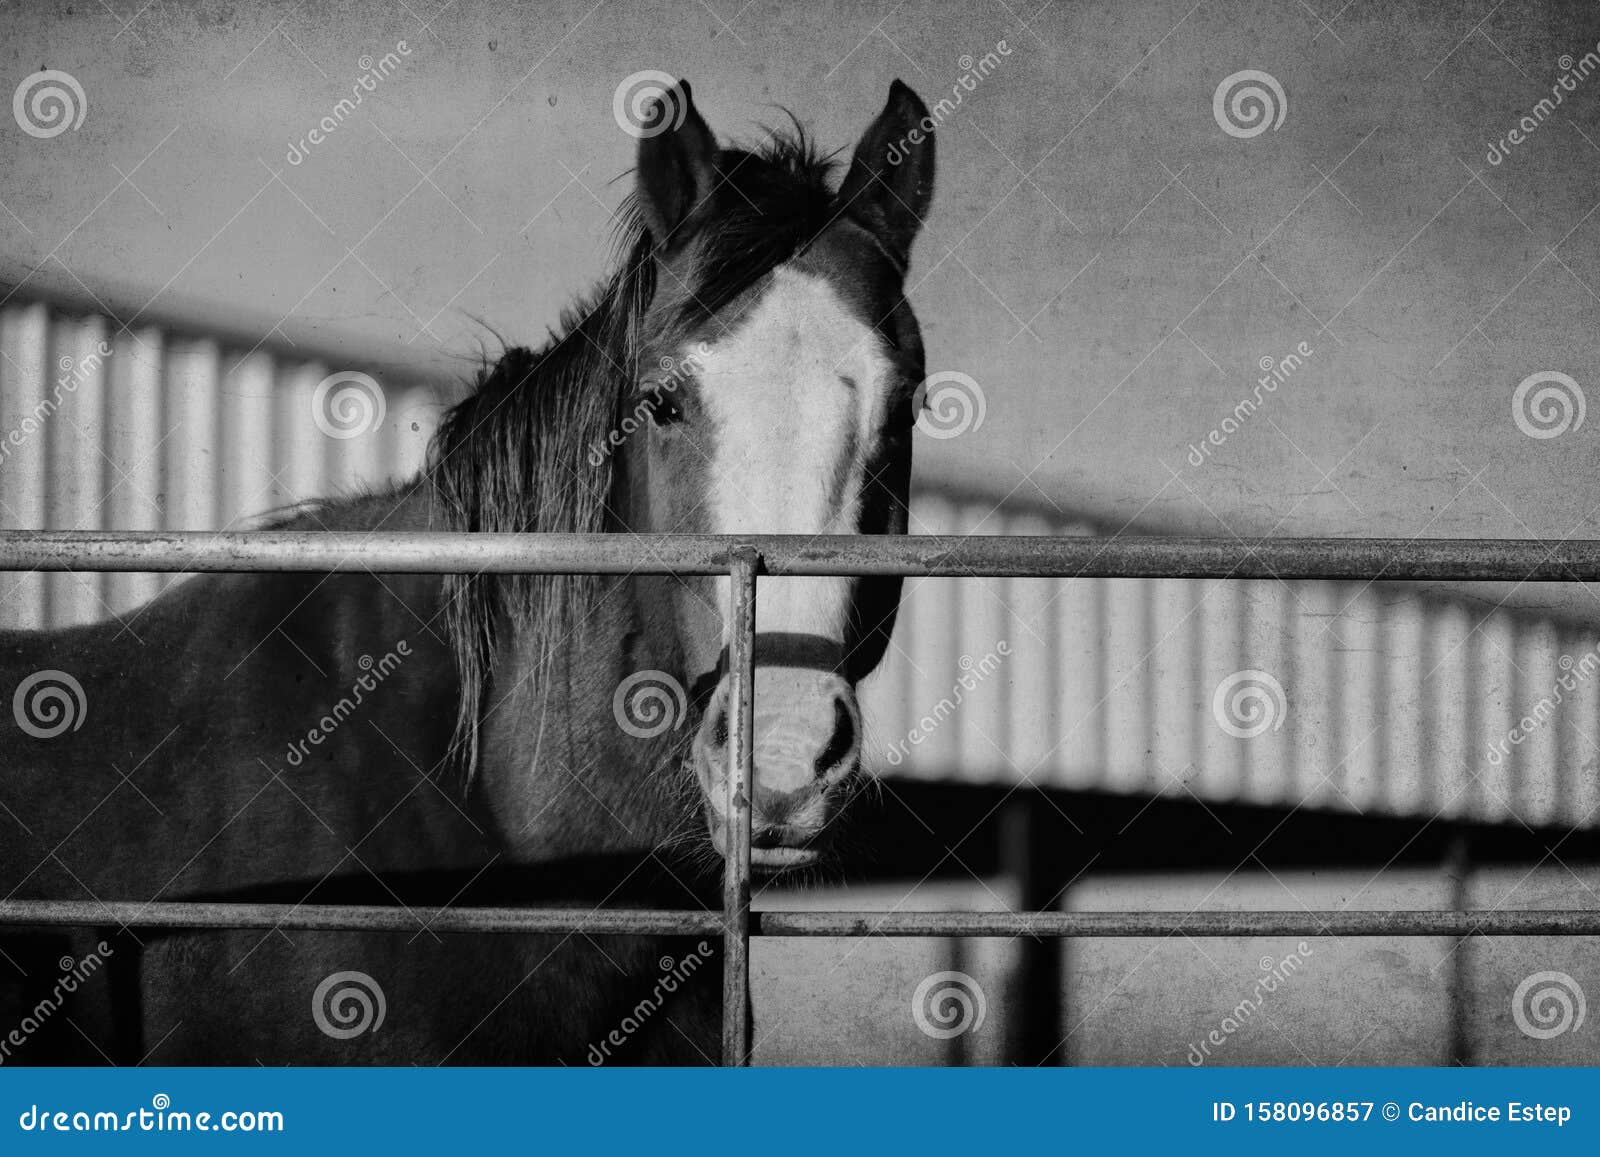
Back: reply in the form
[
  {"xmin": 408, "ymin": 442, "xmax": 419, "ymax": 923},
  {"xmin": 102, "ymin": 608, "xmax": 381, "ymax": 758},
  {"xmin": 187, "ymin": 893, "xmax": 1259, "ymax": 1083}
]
[{"xmin": 697, "ymin": 266, "xmax": 895, "ymax": 643}]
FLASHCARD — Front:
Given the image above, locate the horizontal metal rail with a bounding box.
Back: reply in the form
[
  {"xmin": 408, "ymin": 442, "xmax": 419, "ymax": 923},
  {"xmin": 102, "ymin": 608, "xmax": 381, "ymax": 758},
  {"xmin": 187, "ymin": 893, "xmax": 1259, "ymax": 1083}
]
[
  {"xmin": 0, "ymin": 900, "xmax": 723, "ymax": 935},
  {"xmin": 4, "ymin": 530, "xmax": 1600, "ymax": 580},
  {"xmin": 2, "ymin": 901, "xmax": 1597, "ymax": 938},
  {"xmin": 758, "ymin": 909, "xmax": 1600, "ymax": 937}
]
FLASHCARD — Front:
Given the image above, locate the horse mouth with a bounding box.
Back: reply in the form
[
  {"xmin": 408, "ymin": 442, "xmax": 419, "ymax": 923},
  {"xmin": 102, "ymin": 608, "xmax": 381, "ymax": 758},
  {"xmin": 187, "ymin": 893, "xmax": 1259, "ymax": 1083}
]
[
  {"xmin": 750, "ymin": 844, "xmax": 821, "ymax": 873},
  {"xmin": 708, "ymin": 818, "xmax": 827, "ymax": 873}
]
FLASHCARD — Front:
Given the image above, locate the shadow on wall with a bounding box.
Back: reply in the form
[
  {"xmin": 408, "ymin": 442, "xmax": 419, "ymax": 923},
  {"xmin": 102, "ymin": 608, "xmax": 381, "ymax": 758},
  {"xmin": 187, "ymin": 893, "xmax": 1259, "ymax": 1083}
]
[
  {"xmin": 866, "ymin": 486, "xmax": 1600, "ymax": 833},
  {"xmin": 748, "ymin": 859, "xmax": 1600, "ymax": 1066}
]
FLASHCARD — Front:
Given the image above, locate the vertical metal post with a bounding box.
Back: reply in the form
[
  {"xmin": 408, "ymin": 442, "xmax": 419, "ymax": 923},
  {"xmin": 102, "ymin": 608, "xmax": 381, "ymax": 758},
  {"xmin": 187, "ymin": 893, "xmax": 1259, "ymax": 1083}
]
[
  {"xmin": 1444, "ymin": 830, "xmax": 1472, "ymax": 1065},
  {"xmin": 1002, "ymin": 795, "xmax": 1065, "ymax": 1065},
  {"xmin": 721, "ymin": 549, "xmax": 758, "ymax": 1065}
]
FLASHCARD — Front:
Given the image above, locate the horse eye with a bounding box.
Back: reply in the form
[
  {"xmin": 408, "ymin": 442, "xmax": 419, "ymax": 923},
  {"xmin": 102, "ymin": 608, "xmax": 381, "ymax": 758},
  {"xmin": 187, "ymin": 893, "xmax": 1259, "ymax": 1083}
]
[{"xmin": 646, "ymin": 389, "xmax": 684, "ymax": 427}]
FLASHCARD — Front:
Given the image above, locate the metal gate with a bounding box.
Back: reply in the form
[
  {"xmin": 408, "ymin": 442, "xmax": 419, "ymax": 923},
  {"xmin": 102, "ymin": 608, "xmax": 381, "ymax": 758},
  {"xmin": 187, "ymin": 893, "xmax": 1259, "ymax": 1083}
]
[{"xmin": 2, "ymin": 528, "xmax": 1599, "ymax": 1065}]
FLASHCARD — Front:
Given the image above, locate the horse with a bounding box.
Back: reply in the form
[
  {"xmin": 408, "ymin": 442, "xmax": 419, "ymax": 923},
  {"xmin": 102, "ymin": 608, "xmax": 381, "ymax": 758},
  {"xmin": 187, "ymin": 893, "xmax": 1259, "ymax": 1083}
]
[{"xmin": 0, "ymin": 78, "xmax": 936, "ymax": 1064}]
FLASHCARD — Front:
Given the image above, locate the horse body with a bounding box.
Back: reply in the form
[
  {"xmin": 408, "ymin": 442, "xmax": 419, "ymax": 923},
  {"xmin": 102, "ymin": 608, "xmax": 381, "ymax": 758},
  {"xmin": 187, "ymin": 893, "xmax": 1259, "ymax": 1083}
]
[
  {"xmin": 0, "ymin": 490, "xmax": 471, "ymax": 908},
  {"xmin": 1, "ymin": 491, "xmax": 718, "ymax": 1064},
  {"xmin": 0, "ymin": 78, "xmax": 935, "ymax": 1064}
]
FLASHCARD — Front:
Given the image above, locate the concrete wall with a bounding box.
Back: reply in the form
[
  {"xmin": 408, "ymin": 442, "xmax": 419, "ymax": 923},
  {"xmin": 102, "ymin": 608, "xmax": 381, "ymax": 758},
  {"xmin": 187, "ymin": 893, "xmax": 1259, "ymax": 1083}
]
[
  {"xmin": 4, "ymin": 0, "xmax": 1598, "ymax": 536},
  {"xmin": 752, "ymin": 865, "xmax": 1600, "ymax": 1065}
]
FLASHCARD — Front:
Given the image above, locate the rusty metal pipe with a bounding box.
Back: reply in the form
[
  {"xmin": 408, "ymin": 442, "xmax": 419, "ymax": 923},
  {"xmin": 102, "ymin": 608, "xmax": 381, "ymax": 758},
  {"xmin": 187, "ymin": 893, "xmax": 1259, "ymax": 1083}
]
[
  {"xmin": 753, "ymin": 909, "xmax": 1600, "ymax": 937},
  {"xmin": 0, "ymin": 899, "xmax": 722, "ymax": 935},
  {"xmin": 4, "ymin": 531, "xmax": 1600, "ymax": 580},
  {"xmin": 721, "ymin": 552, "xmax": 758, "ymax": 1066},
  {"xmin": 3, "ymin": 902, "xmax": 1595, "ymax": 938}
]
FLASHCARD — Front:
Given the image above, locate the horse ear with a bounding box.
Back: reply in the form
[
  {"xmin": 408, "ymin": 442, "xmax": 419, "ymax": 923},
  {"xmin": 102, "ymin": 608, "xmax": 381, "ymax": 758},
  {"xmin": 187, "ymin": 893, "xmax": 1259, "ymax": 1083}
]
[
  {"xmin": 836, "ymin": 79, "xmax": 936, "ymax": 269},
  {"xmin": 635, "ymin": 80, "xmax": 719, "ymax": 251}
]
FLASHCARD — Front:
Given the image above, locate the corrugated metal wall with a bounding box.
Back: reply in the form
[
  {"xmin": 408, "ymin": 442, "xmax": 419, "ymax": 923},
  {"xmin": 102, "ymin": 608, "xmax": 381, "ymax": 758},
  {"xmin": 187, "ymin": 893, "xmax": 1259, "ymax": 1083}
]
[
  {"xmin": 3, "ymin": 299, "xmax": 1595, "ymax": 829},
  {"xmin": 859, "ymin": 500, "xmax": 1600, "ymax": 829},
  {"xmin": 0, "ymin": 301, "xmax": 439, "ymax": 627}
]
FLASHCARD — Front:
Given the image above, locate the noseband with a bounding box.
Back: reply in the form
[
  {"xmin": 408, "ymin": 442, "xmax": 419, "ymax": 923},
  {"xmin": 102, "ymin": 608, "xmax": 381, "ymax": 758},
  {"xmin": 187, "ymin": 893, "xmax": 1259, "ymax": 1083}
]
[{"xmin": 687, "ymin": 631, "xmax": 849, "ymax": 709}]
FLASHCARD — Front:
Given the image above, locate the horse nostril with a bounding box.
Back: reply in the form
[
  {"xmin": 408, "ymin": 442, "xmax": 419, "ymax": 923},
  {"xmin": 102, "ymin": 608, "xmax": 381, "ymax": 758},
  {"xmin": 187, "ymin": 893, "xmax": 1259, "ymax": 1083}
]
[
  {"xmin": 813, "ymin": 697, "xmax": 857, "ymax": 776},
  {"xmin": 713, "ymin": 703, "xmax": 729, "ymax": 748}
]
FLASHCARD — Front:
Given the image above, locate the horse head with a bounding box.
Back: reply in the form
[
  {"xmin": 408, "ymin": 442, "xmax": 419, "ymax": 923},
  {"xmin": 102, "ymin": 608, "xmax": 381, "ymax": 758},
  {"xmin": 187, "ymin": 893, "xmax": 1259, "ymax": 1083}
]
[{"xmin": 619, "ymin": 80, "xmax": 936, "ymax": 871}]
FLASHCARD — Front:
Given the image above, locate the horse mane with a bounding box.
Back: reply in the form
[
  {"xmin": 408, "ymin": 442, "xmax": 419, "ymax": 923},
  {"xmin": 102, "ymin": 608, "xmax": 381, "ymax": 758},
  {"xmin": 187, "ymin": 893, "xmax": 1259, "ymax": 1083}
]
[{"xmin": 426, "ymin": 125, "xmax": 840, "ymax": 779}]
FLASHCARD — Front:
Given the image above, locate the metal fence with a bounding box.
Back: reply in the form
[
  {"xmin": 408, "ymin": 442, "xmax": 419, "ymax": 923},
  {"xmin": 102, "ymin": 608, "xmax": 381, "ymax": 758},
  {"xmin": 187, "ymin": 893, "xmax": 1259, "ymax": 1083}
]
[{"xmin": 3, "ymin": 529, "xmax": 1600, "ymax": 1066}]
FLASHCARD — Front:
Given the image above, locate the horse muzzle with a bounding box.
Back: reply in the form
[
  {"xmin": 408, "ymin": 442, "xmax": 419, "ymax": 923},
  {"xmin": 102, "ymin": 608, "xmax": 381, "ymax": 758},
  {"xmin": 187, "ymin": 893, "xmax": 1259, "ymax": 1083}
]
[{"xmin": 693, "ymin": 666, "xmax": 861, "ymax": 872}]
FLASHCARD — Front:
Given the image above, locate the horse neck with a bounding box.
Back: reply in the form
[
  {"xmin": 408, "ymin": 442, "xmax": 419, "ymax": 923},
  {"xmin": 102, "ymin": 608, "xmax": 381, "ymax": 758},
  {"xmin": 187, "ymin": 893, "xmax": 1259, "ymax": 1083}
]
[
  {"xmin": 470, "ymin": 567, "xmax": 699, "ymax": 865},
  {"xmin": 469, "ymin": 416, "xmax": 702, "ymax": 865},
  {"xmin": 278, "ymin": 482, "xmax": 434, "ymax": 533}
]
